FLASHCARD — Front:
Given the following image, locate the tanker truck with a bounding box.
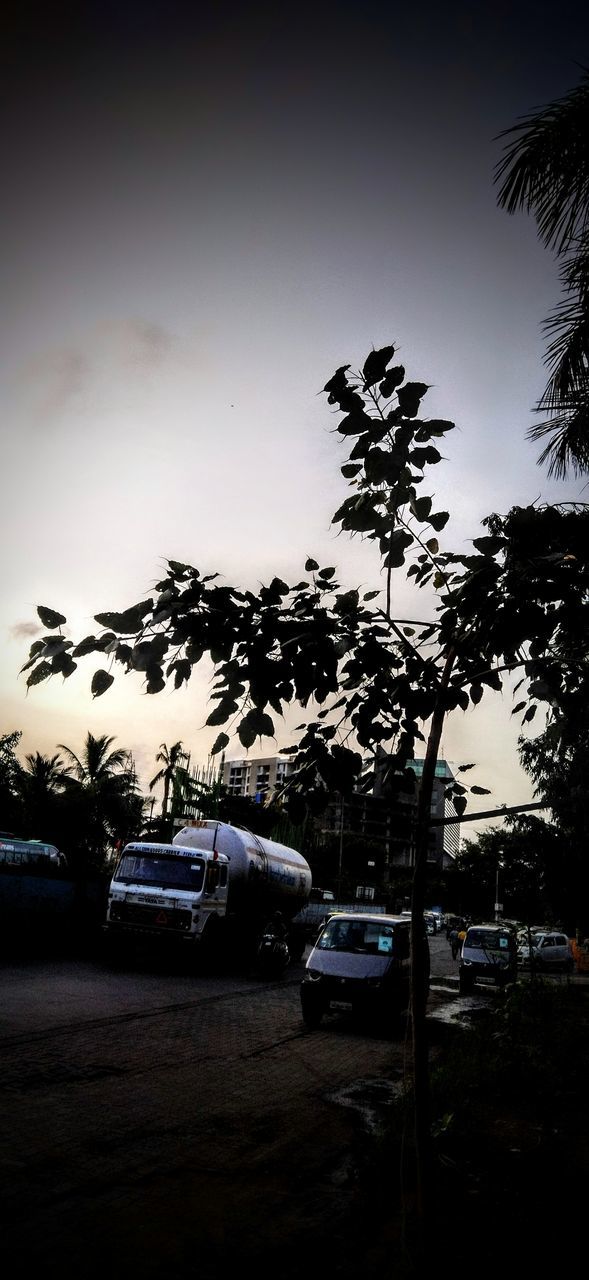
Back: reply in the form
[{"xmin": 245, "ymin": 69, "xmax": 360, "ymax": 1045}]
[{"xmin": 104, "ymin": 820, "xmax": 312, "ymax": 965}]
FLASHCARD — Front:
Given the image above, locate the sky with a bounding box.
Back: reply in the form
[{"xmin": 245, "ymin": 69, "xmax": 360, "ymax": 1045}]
[{"xmin": 2, "ymin": 0, "xmax": 589, "ymax": 831}]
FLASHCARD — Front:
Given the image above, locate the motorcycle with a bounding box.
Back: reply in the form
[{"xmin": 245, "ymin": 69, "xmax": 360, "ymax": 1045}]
[{"xmin": 256, "ymin": 930, "xmax": 291, "ymax": 977}]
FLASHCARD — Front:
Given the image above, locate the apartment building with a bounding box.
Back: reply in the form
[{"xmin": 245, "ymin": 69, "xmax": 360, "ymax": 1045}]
[{"xmin": 222, "ymin": 755, "xmax": 295, "ymax": 800}]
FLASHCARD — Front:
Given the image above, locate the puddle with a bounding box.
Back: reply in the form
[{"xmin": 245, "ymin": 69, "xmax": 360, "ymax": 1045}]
[
  {"xmin": 327, "ymin": 1076, "xmax": 405, "ymax": 1134},
  {"xmin": 429, "ymin": 994, "xmax": 489, "ymax": 1025}
]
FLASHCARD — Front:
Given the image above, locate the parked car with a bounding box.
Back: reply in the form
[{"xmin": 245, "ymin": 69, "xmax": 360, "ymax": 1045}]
[
  {"xmin": 459, "ymin": 922, "xmax": 518, "ymax": 994},
  {"xmin": 517, "ymin": 931, "xmax": 574, "ymax": 973},
  {"xmin": 300, "ymin": 911, "xmax": 430, "ymax": 1033}
]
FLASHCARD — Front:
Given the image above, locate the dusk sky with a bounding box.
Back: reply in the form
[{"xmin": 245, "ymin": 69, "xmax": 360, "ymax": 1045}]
[{"xmin": 3, "ymin": 1, "xmax": 589, "ymax": 828}]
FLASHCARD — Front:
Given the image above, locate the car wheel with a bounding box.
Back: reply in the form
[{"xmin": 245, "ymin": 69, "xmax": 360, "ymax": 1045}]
[{"xmin": 301, "ymin": 998, "xmax": 323, "ymax": 1029}]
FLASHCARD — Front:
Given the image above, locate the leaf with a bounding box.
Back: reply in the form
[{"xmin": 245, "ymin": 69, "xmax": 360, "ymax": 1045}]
[
  {"xmin": 453, "ymin": 795, "xmax": 468, "ymax": 817},
  {"xmin": 379, "ymin": 365, "xmax": 405, "ymax": 397},
  {"xmin": 469, "ymin": 683, "xmax": 484, "ymax": 704},
  {"xmin": 91, "ymin": 669, "xmax": 115, "ymax": 698},
  {"xmin": 523, "ymin": 705, "xmax": 537, "ymax": 723},
  {"xmin": 51, "ymin": 652, "xmax": 77, "ymax": 678},
  {"xmin": 206, "ymin": 701, "xmax": 238, "ymax": 726},
  {"xmin": 424, "ymin": 419, "xmax": 455, "ymax": 434},
  {"xmin": 426, "ymin": 538, "xmax": 439, "ymax": 554},
  {"xmin": 383, "ymin": 530, "xmax": 413, "ymax": 569},
  {"xmin": 410, "ymin": 495, "xmax": 432, "ymax": 522},
  {"xmin": 94, "ymin": 600, "xmax": 154, "ymax": 634},
  {"xmin": 37, "ymin": 605, "xmax": 67, "ymax": 629},
  {"xmin": 172, "ymin": 659, "xmax": 192, "ymax": 689},
  {"xmin": 72, "ymin": 635, "xmax": 100, "ymax": 658},
  {"xmin": 363, "ymin": 590, "xmax": 380, "ymax": 601},
  {"xmin": 211, "ymin": 732, "xmax": 230, "ymax": 756},
  {"xmin": 167, "ymin": 559, "xmax": 195, "ymax": 578},
  {"xmin": 26, "ymin": 661, "xmax": 52, "ymax": 688},
  {"xmin": 40, "ymin": 637, "xmax": 72, "ymax": 658},
  {"xmin": 341, "ymin": 463, "xmax": 363, "ymax": 478},
  {"xmin": 511, "ymin": 701, "xmax": 527, "ymax": 715},
  {"xmin": 470, "ymin": 785, "xmax": 491, "ymax": 795},
  {"xmin": 334, "ymin": 589, "xmax": 359, "ymax": 614},
  {"xmin": 145, "ymin": 671, "xmax": 166, "ymax": 694},
  {"xmin": 429, "ymin": 511, "xmax": 450, "ymax": 531},
  {"xmin": 471, "ymin": 535, "xmax": 505, "ymax": 554},
  {"xmin": 397, "ymin": 382, "xmax": 429, "ymax": 417},
  {"xmin": 238, "ymin": 719, "xmax": 257, "ymax": 749},
  {"xmin": 323, "ymin": 365, "xmax": 350, "ymax": 399},
  {"xmin": 337, "ymin": 410, "xmax": 372, "ymax": 436},
  {"xmin": 362, "ymin": 344, "xmax": 396, "ymax": 390},
  {"xmin": 305, "ymin": 557, "xmax": 319, "ymax": 571}
]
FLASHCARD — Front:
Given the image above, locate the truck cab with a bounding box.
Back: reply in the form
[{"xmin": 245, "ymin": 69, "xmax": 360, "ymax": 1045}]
[{"xmin": 106, "ymin": 842, "xmax": 229, "ymax": 948}]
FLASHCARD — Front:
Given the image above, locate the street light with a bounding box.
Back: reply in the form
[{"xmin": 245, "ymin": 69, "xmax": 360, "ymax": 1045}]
[{"xmin": 495, "ymin": 849, "xmax": 504, "ymax": 922}]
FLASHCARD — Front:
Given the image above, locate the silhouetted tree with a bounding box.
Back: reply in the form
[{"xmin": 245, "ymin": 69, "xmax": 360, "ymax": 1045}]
[
  {"xmin": 149, "ymin": 740, "xmax": 185, "ymax": 836},
  {"xmin": 495, "ymin": 69, "xmax": 589, "ymax": 477},
  {"xmin": 57, "ymin": 732, "xmax": 142, "ymax": 873}
]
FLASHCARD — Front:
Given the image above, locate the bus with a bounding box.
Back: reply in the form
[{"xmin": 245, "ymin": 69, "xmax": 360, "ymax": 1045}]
[{"xmin": 0, "ymin": 837, "xmax": 66, "ymax": 873}]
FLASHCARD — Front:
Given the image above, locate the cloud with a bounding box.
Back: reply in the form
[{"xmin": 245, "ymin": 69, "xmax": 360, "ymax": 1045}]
[
  {"xmin": 9, "ymin": 621, "xmax": 42, "ymax": 640},
  {"xmin": 22, "ymin": 347, "xmax": 86, "ymax": 418},
  {"xmin": 100, "ymin": 318, "xmax": 175, "ymax": 367},
  {"xmin": 16, "ymin": 318, "xmax": 180, "ymax": 424}
]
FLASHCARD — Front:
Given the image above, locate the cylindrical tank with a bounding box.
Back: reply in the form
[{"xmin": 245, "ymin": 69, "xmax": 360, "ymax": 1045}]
[{"xmin": 173, "ymin": 821, "xmax": 311, "ymax": 914}]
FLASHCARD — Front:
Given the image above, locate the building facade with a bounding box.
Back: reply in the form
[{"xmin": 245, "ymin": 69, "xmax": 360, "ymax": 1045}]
[
  {"xmin": 221, "ymin": 753, "xmax": 459, "ymax": 881},
  {"xmin": 221, "ymin": 755, "xmax": 296, "ymax": 800}
]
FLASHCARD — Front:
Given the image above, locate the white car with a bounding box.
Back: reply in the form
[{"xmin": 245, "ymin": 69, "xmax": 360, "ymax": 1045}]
[{"xmin": 517, "ymin": 931, "xmax": 574, "ymax": 973}]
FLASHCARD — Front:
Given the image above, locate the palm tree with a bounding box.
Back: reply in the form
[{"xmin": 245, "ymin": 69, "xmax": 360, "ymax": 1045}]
[
  {"xmin": 57, "ymin": 733, "xmax": 141, "ymax": 873},
  {"xmin": 21, "ymin": 751, "xmax": 66, "ymax": 843},
  {"xmin": 495, "ymin": 68, "xmax": 589, "ymax": 478},
  {"xmin": 149, "ymin": 741, "xmax": 186, "ymax": 830}
]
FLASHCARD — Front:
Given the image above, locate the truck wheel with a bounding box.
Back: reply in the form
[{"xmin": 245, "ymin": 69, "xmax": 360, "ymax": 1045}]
[{"xmin": 103, "ymin": 933, "xmax": 126, "ymax": 967}]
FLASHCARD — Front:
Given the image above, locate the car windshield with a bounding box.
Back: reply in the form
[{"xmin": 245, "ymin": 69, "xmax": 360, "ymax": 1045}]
[
  {"xmin": 467, "ymin": 929, "xmax": 512, "ymax": 950},
  {"xmin": 317, "ymin": 919, "xmax": 395, "ymax": 955},
  {"xmin": 114, "ymin": 854, "xmax": 205, "ymax": 891}
]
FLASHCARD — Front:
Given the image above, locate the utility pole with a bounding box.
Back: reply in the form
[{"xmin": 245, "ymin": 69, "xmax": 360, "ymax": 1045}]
[
  {"xmin": 495, "ymin": 849, "xmax": 504, "ymax": 922},
  {"xmin": 337, "ymin": 799, "xmax": 344, "ymax": 900}
]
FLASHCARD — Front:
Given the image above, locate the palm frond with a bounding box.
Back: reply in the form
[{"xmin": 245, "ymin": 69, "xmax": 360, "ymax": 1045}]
[
  {"xmin": 528, "ymin": 400, "xmax": 589, "ymax": 479},
  {"xmin": 494, "ymin": 68, "xmax": 589, "ymax": 255}
]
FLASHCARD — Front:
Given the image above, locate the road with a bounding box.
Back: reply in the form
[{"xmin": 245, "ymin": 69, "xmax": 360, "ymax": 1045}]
[{"xmin": 0, "ymin": 934, "xmax": 467, "ymax": 1279}]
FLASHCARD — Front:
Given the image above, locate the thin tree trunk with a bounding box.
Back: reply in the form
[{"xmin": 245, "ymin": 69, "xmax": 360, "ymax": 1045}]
[{"xmin": 409, "ymin": 648, "xmax": 456, "ymax": 1233}]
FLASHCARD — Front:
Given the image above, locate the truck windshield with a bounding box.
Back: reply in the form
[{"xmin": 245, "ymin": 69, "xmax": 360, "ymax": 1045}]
[{"xmin": 114, "ymin": 854, "xmax": 205, "ymax": 891}]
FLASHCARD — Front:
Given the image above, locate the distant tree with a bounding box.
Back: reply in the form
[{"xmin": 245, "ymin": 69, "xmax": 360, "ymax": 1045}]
[
  {"xmin": 57, "ymin": 732, "xmax": 142, "ymax": 874},
  {"xmin": 518, "ymin": 709, "xmax": 589, "ymax": 936},
  {"xmin": 20, "ymin": 751, "xmax": 67, "ymax": 845},
  {"xmin": 495, "ymin": 68, "xmax": 589, "ymax": 477},
  {"xmin": 448, "ymin": 816, "xmax": 563, "ymax": 926},
  {"xmin": 0, "ymin": 731, "xmax": 25, "ymax": 834},
  {"xmin": 149, "ymin": 740, "xmax": 185, "ymax": 836}
]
